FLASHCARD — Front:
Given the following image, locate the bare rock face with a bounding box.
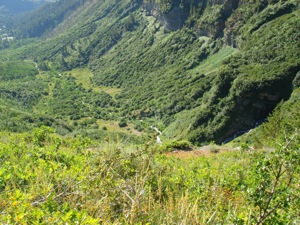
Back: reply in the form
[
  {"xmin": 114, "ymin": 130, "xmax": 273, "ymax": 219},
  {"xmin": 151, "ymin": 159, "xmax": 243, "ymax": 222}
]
[
  {"xmin": 209, "ymin": 0, "xmax": 240, "ymax": 17},
  {"xmin": 197, "ymin": 0, "xmax": 240, "ymax": 40},
  {"xmin": 142, "ymin": 0, "xmax": 240, "ymax": 44},
  {"xmin": 143, "ymin": 2, "xmax": 190, "ymax": 31},
  {"xmin": 161, "ymin": 6, "xmax": 189, "ymax": 30},
  {"xmin": 223, "ymin": 0, "xmax": 240, "ymax": 46}
]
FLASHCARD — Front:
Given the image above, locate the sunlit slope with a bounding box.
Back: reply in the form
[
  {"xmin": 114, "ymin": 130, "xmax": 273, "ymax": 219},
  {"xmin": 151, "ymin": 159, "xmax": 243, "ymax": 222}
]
[{"xmin": 0, "ymin": 0, "xmax": 299, "ymax": 143}]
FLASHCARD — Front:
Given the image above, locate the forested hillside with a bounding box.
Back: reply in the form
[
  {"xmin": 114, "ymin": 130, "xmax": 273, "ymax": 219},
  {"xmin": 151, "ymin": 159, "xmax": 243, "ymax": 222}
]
[
  {"xmin": 13, "ymin": 0, "xmax": 85, "ymax": 38},
  {"xmin": 2, "ymin": 0, "xmax": 297, "ymax": 143},
  {"xmin": 0, "ymin": 0, "xmax": 54, "ymax": 23},
  {"xmin": 0, "ymin": 0, "xmax": 54, "ymax": 40}
]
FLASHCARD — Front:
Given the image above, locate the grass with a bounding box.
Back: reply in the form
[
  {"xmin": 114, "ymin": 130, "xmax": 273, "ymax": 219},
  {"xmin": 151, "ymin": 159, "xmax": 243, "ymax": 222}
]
[
  {"xmin": 68, "ymin": 67, "xmax": 122, "ymax": 97},
  {"xmin": 190, "ymin": 46, "xmax": 239, "ymax": 76},
  {"xmin": 67, "ymin": 67, "xmax": 94, "ymax": 90},
  {"xmin": 97, "ymin": 119, "xmax": 144, "ymax": 136}
]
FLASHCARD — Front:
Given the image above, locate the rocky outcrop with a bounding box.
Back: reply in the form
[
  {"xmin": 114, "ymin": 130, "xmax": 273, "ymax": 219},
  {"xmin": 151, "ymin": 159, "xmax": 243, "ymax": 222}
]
[
  {"xmin": 195, "ymin": 0, "xmax": 240, "ymax": 41},
  {"xmin": 143, "ymin": 1, "xmax": 191, "ymax": 31},
  {"xmin": 143, "ymin": 0, "xmax": 240, "ymax": 43}
]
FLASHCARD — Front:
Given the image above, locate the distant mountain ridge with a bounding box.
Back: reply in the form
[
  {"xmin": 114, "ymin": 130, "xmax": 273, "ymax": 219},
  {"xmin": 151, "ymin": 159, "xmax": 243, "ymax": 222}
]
[
  {"xmin": 0, "ymin": 0, "xmax": 54, "ymax": 13},
  {"xmin": 12, "ymin": 0, "xmax": 85, "ymax": 38},
  {"xmin": 0, "ymin": 0, "xmax": 54, "ymax": 29}
]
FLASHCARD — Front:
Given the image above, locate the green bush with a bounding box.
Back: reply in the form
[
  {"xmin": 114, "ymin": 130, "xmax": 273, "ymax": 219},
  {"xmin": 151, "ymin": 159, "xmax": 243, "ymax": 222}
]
[
  {"xmin": 158, "ymin": 140, "xmax": 192, "ymax": 152},
  {"xmin": 118, "ymin": 119, "xmax": 128, "ymax": 128}
]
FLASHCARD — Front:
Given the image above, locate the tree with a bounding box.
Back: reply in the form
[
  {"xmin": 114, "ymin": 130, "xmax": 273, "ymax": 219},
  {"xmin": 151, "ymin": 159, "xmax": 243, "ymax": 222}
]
[{"xmin": 249, "ymin": 101, "xmax": 300, "ymax": 224}]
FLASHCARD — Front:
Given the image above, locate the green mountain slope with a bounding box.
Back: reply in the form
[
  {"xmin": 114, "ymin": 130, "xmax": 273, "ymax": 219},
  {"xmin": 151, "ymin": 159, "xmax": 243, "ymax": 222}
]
[
  {"xmin": 13, "ymin": 0, "xmax": 85, "ymax": 38},
  {"xmin": 0, "ymin": 0, "xmax": 53, "ymax": 28},
  {"xmin": 0, "ymin": 1, "xmax": 300, "ymax": 223},
  {"xmin": 0, "ymin": 0, "xmax": 299, "ymax": 144}
]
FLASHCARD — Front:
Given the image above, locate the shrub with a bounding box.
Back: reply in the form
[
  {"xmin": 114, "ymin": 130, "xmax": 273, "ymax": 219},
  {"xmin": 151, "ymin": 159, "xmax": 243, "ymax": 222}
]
[
  {"xmin": 208, "ymin": 144, "xmax": 220, "ymax": 153},
  {"xmin": 240, "ymin": 142, "xmax": 250, "ymax": 151},
  {"xmin": 158, "ymin": 140, "xmax": 192, "ymax": 152},
  {"xmin": 118, "ymin": 119, "xmax": 128, "ymax": 128}
]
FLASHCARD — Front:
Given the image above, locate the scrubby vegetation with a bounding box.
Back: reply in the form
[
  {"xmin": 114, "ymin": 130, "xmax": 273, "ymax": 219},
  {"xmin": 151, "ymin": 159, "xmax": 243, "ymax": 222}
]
[
  {"xmin": 0, "ymin": 102, "xmax": 299, "ymax": 224},
  {"xmin": 0, "ymin": 0, "xmax": 299, "ymax": 223}
]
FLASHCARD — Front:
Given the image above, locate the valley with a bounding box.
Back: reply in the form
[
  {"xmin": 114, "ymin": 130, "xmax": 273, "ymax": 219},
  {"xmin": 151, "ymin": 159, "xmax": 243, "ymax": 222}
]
[{"xmin": 0, "ymin": 0, "xmax": 299, "ymax": 224}]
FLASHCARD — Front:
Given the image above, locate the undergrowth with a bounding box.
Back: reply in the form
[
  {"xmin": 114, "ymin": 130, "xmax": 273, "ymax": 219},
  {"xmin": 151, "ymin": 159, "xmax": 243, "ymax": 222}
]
[{"xmin": 0, "ymin": 103, "xmax": 299, "ymax": 225}]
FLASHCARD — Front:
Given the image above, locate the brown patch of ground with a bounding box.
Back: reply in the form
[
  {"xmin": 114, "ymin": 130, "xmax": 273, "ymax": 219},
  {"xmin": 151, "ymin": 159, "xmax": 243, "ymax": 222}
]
[{"xmin": 165, "ymin": 145, "xmax": 232, "ymax": 159}]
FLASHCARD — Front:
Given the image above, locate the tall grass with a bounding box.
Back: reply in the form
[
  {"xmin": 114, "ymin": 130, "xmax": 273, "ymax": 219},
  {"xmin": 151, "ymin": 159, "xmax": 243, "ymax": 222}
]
[{"xmin": 0, "ymin": 123, "xmax": 299, "ymax": 224}]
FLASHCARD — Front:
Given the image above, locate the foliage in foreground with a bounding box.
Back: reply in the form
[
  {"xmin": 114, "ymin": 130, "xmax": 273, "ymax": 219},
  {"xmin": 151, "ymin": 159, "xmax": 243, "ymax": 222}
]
[{"xmin": 0, "ymin": 102, "xmax": 299, "ymax": 224}]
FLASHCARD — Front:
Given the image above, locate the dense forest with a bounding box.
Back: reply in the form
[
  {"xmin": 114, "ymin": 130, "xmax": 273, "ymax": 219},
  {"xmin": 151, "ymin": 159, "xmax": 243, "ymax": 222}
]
[
  {"xmin": 0, "ymin": 0, "xmax": 299, "ymax": 223},
  {"xmin": 2, "ymin": 0, "xmax": 297, "ymax": 144}
]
